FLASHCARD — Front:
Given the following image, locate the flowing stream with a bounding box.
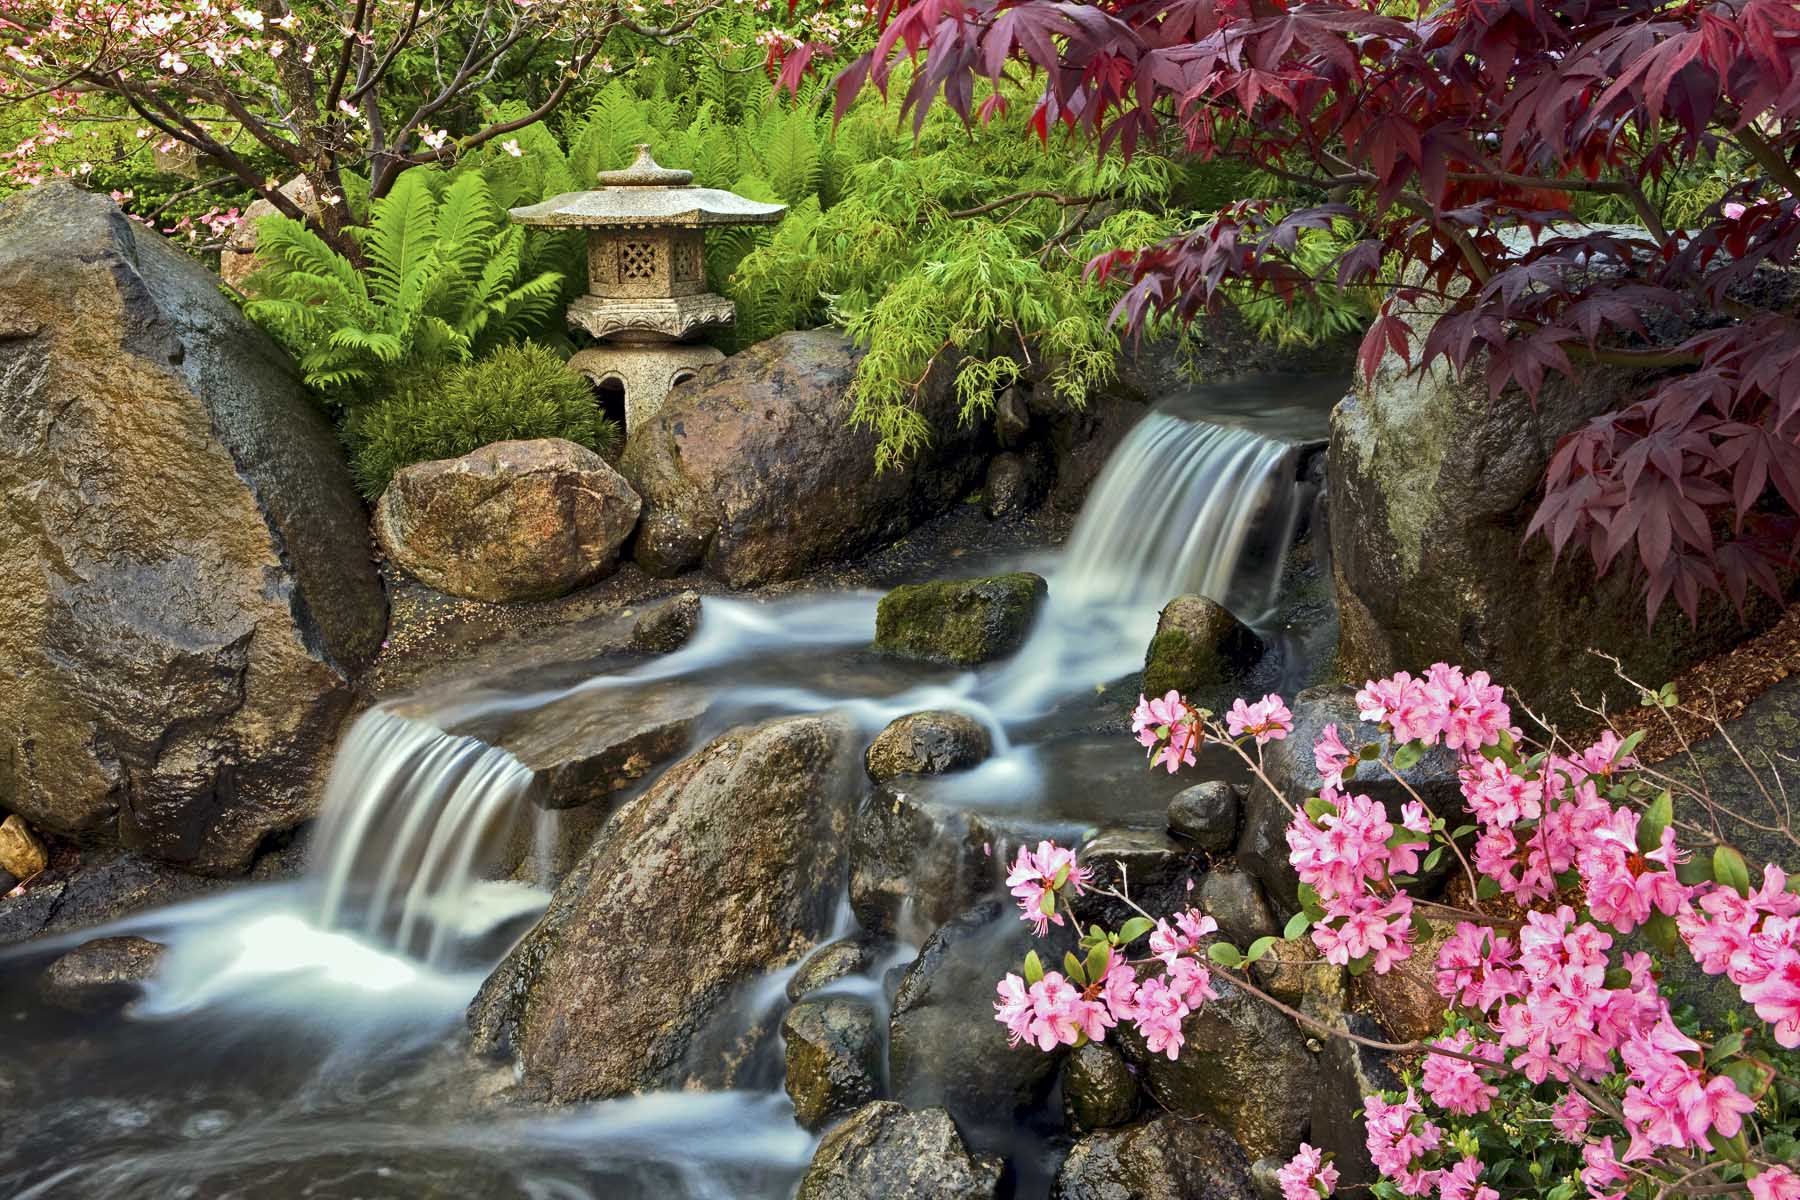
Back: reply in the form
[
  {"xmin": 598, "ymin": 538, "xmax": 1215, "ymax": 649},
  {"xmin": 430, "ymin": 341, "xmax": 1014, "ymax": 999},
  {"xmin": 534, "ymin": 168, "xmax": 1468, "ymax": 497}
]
[{"xmin": 0, "ymin": 375, "xmax": 1342, "ymax": 1199}]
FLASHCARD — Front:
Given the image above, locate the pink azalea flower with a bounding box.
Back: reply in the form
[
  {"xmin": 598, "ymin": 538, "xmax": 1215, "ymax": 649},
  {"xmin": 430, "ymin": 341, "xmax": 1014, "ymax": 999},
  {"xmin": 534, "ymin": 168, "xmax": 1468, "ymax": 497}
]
[
  {"xmin": 1226, "ymin": 693, "xmax": 1294, "ymax": 745},
  {"xmin": 1277, "ymin": 1143, "xmax": 1339, "ymax": 1200},
  {"xmin": 1551, "ymin": 1091, "xmax": 1592, "ymax": 1142},
  {"xmin": 1420, "ymin": 1031, "xmax": 1499, "ymax": 1116},
  {"xmin": 1750, "ymin": 1167, "xmax": 1800, "ymax": 1200},
  {"xmin": 1006, "ymin": 841, "xmax": 1091, "ymax": 935},
  {"xmin": 1314, "ymin": 722, "xmax": 1352, "ymax": 788}
]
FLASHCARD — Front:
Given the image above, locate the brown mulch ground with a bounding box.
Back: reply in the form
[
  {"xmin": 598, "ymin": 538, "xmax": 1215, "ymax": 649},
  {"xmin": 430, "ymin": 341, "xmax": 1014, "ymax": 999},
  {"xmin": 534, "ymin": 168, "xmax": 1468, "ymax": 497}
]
[{"xmin": 1593, "ymin": 604, "xmax": 1800, "ymax": 765}]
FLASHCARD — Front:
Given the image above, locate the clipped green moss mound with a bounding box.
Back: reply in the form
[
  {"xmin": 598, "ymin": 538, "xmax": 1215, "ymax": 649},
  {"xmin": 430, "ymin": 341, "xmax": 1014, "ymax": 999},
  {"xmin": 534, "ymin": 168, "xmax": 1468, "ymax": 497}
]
[{"xmin": 873, "ymin": 572, "xmax": 1048, "ymax": 666}]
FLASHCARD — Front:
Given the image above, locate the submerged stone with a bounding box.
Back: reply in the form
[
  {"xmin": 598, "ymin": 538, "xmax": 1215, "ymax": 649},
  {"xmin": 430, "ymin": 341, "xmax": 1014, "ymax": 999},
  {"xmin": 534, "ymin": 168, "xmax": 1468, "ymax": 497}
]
[
  {"xmin": 783, "ymin": 998, "xmax": 883, "ymax": 1131},
  {"xmin": 467, "ymin": 714, "xmax": 854, "ymax": 1103},
  {"xmin": 849, "ymin": 791, "xmax": 997, "ymax": 937},
  {"xmin": 874, "ymin": 572, "xmax": 1049, "ymax": 666},
  {"xmin": 1142, "ymin": 594, "xmax": 1265, "ymax": 694},
  {"xmin": 788, "ymin": 935, "xmax": 887, "ymax": 1003},
  {"xmin": 629, "ymin": 590, "xmax": 703, "ymax": 653},
  {"xmin": 865, "ymin": 711, "xmax": 992, "ymax": 783},
  {"xmin": 1053, "ymin": 1115, "xmax": 1260, "ymax": 1200},
  {"xmin": 796, "ymin": 1102, "xmax": 1002, "ymax": 1200}
]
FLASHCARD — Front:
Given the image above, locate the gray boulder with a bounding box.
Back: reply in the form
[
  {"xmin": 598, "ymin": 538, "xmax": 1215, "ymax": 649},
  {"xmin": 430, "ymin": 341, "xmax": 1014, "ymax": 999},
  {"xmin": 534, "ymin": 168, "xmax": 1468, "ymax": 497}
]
[
  {"xmin": 866, "ymin": 711, "xmax": 993, "ymax": 783},
  {"xmin": 375, "ymin": 438, "xmax": 641, "ymax": 603},
  {"xmin": 1200, "ymin": 867, "xmax": 1278, "ymax": 947},
  {"xmin": 0, "ymin": 182, "xmax": 387, "ymax": 873},
  {"xmin": 984, "ymin": 447, "xmax": 1051, "ymax": 518},
  {"xmin": 1142, "ymin": 595, "xmax": 1266, "ymax": 695},
  {"xmin": 1332, "ymin": 299, "xmax": 1774, "ymax": 725},
  {"xmin": 874, "ymin": 572, "xmax": 1049, "ymax": 666},
  {"xmin": 40, "ymin": 935, "xmax": 166, "ymax": 1013},
  {"xmin": 783, "ymin": 998, "xmax": 884, "ymax": 1131},
  {"xmin": 467, "ymin": 714, "xmax": 854, "ymax": 1102},
  {"xmin": 1053, "ymin": 1116, "xmax": 1261, "ymax": 1200},
  {"xmin": 796, "ymin": 1102, "xmax": 1002, "ymax": 1200},
  {"xmin": 621, "ymin": 331, "xmax": 984, "ymax": 586}
]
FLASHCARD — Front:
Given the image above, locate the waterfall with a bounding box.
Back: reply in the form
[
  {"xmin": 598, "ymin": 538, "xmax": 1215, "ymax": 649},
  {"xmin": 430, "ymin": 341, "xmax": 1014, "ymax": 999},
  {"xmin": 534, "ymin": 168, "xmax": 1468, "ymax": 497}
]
[
  {"xmin": 1059, "ymin": 413, "xmax": 1309, "ymax": 622},
  {"xmin": 306, "ymin": 708, "xmax": 538, "ymax": 966}
]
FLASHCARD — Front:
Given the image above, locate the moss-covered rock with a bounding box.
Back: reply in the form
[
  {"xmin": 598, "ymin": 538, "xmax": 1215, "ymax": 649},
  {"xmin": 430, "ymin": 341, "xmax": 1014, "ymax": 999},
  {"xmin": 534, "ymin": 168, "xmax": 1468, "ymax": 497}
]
[
  {"xmin": 783, "ymin": 998, "xmax": 883, "ymax": 1131},
  {"xmin": 874, "ymin": 572, "xmax": 1048, "ymax": 666},
  {"xmin": 1142, "ymin": 595, "xmax": 1265, "ymax": 695}
]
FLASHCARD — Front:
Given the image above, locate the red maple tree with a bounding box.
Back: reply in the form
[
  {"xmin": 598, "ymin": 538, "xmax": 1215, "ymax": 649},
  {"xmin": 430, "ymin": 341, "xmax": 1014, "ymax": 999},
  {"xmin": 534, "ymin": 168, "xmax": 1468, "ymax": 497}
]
[{"xmin": 821, "ymin": 0, "xmax": 1800, "ymax": 622}]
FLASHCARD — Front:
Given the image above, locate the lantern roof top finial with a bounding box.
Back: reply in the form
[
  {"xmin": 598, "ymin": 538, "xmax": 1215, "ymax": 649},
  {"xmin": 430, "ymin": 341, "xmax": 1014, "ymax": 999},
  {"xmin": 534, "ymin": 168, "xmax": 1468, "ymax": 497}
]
[{"xmin": 597, "ymin": 144, "xmax": 693, "ymax": 188}]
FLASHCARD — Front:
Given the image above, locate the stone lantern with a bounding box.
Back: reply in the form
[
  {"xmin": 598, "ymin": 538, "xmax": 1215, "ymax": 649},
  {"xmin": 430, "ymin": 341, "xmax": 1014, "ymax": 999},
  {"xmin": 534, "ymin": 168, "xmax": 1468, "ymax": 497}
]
[{"xmin": 510, "ymin": 145, "xmax": 785, "ymax": 430}]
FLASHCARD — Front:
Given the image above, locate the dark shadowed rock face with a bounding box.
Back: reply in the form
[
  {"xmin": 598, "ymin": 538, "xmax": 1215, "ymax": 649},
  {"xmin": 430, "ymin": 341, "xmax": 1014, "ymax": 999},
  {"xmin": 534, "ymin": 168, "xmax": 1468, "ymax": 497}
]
[
  {"xmin": 0, "ymin": 182, "xmax": 387, "ymax": 874},
  {"xmin": 467, "ymin": 715, "xmax": 854, "ymax": 1103},
  {"xmin": 1053, "ymin": 1116, "xmax": 1261, "ymax": 1200},
  {"xmin": 1118, "ymin": 980, "xmax": 1317, "ymax": 1161},
  {"xmin": 874, "ymin": 573, "xmax": 1048, "ymax": 666},
  {"xmin": 796, "ymin": 1102, "xmax": 1003, "ymax": 1200},
  {"xmin": 40, "ymin": 935, "xmax": 166, "ymax": 1013},
  {"xmin": 374, "ymin": 438, "xmax": 640, "ymax": 603},
  {"xmin": 621, "ymin": 330, "xmax": 985, "ymax": 586},
  {"xmin": 849, "ymin": 791, "xmax": 998, "ymax": 936},
  {"xmin": 1332, "ymin": 325, "xmax": 1773, "ymax": 725},
  {"xmin": 1168, "ymin": 782, "xmax": 1242, "ymax": 853},
  {"xmin": 1062, "ymin": 1041, "xmax": 1141, "ymax": 1133},
  {"xmin": 888, "ymin": 900, "xmax": 1069, "ymax": 1124}
]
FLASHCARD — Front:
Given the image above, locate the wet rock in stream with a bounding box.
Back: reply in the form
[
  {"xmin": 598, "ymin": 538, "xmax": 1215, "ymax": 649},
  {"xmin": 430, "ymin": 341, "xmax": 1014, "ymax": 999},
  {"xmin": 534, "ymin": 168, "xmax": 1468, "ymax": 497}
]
[
  {"xmin": 1053, "ymin": 1116, "xmax": 1261, "ymax": 1200},
  {"xmin": 788, "ymin": 935, "xmax": 889, "ymax": 1002},
  {"xmin": 888, "ymin": 899, "xmax": 1069, "ymax": 1124},
  {"xmin": 466, "ymin": 714, "xmax": 855, "ymax": 1103},
  {"xmin": 865, "ymin": 711, "xmax": 992, "ymax": 783},
  {"xmin": 796, "ymin": 1101, "xmax": 1003, "ymax": 1200},
  {"xmin": 1073, "ymin": 829, "xmax": 1207, "ymax": 930},
  {"xmin": 782, "ymin": 997, "xmax": 884, "ymax": 1131},
  {"xmin": 1199, "ymin": 867, "xmax": 1278, "ymax": 947},
  {"xmin": 39, "ymin": 935, "xmax": 166, "ymax": 1013},
  {"xmin": 874, "ymin": 572, "xmax": 1049, "ymax": 666},
  {"xmin": 1167, "ymin": 782, "xmax": 1241, "ymax": 853},
  {"xmin": 1141, "ymin": 594, "xmax": 1266, "ymax": 695},
  {"xmin": 1061, "ymin": 1041, "xmax": 1140, "ymax": 1133},
  {"xmin": 850, "ymin": 791, "xmax": 998, "ymax": 937}
]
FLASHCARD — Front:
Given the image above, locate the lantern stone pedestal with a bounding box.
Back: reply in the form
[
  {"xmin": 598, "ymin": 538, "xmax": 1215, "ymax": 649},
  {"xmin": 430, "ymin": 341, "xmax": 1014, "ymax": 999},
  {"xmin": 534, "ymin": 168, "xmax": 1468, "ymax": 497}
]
[{"xmin": 510, "ymin": 146, "xmax": 784, "ymax": 432}]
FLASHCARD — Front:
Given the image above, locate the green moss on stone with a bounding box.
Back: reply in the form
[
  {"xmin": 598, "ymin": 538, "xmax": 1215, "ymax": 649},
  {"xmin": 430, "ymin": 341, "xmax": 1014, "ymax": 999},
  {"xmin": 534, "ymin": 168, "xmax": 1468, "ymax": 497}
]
[{"xmin": 873, "ymin": 572, "xmax": 1048, "ymax": 666}]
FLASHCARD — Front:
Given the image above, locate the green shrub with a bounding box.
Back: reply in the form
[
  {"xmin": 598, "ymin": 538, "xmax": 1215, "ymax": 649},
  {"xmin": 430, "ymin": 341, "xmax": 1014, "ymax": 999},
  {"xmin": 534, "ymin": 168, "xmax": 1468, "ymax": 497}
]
[{"xmin": 343, "ymin": 343, "xmax": 621, "ymax": 497}]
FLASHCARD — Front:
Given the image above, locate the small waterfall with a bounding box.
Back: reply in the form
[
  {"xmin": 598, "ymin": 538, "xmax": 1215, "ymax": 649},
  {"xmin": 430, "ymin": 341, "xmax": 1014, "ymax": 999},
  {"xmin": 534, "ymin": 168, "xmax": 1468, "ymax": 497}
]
[
  {"xmin": 307, "ymin": 708, "xmax": 538, "ymax": 966},
  {"xmin": 1060, "ymin": 413, "xmax": 1309, "ymax": 622}
]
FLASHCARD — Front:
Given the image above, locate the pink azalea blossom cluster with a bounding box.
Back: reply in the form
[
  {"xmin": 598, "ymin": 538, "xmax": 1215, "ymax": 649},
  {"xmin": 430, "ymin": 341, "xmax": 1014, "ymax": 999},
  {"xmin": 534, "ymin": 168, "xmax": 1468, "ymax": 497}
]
[
  {"xmin": 1006, "ymin": 840, "xmax": 1092, "ymax": 936},
  {"xmin": 993, "ymin": 843, "xmax": 1226, "ymax": 1061},
  {"xmin": 1285, "ymin": 786, "xmax": 1427, "ymax": 972},
  {"xmin": 1276, "ymin": 1143, "xmax": 1339, "ymax": 1200},
  {"xmin": 1226, "ymin": 693, "xmax": 1294, "ymax": 745},
  {"xmin": 1679, "ymin": 862, "xmax": 1800, "ymax": 1048},
  {"xmin": 1131, "ymin": 689, "xmax": 1202, "ymax": 773},
  {"xmin": 1750, "ymin": 1166, "xmax": 1800, "ymax": 1200}
]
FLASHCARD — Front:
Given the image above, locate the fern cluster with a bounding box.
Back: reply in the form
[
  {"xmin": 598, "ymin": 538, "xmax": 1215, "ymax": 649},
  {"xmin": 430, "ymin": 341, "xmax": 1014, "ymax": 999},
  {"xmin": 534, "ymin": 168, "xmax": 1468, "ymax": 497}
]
[
  {"xmin": 344, "ymin": 343, "xmax": 620, "ymax": 498},
  {"xmin": 244, "ymin": 169, "xmax": 566, "ymax": 400}
]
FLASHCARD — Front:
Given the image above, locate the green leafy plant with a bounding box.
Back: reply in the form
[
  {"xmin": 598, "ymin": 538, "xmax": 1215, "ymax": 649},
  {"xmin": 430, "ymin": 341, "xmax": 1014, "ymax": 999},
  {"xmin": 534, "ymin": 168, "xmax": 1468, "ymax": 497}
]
[
  {"xmin": 343, "ymin": 342, "xmax": 620, "ymax": 497},
  {"xmin": 244, "ymin": 168, "xmax": 566, "ymax": 399}
]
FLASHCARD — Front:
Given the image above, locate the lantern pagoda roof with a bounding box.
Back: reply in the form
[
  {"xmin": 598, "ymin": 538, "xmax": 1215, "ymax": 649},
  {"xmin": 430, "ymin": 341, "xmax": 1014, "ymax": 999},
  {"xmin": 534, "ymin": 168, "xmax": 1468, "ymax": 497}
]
[{"xmin": 509, "ymin": 144, "xmax": 786, "ymax": 230}]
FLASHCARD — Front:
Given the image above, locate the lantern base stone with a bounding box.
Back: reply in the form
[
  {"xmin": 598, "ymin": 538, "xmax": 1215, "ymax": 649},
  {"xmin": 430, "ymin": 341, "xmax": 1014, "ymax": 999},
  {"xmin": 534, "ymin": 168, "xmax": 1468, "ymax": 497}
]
[{"xmin": 568, "ymin": 344, "xmax": 724, "ymax": 432}]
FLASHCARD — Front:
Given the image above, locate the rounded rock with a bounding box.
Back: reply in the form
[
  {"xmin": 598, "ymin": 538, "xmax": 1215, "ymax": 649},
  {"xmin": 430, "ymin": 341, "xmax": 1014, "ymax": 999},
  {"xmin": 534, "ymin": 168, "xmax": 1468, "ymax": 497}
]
[
  {"xmin": 1167, "ymin": 782, "xmax": 1241, "ymax": 853},
  {"xmin": 865, "ymin": 711, "xmax": 992, "ymax": 783},
  {"xmin": 40, "ymin": 935, "xmax": 166, "ymax": 1013},
  {"xmin": 874, "ymin": 572, "xmax": 1049, "ymax": 666},
  {"xmin": 1053, "ymin": 1115, "xmax": 1260, "ymax": 1200},
  {"xmin": 796, "ymin": 1101, "xmax": 1002, "ymax": 1200},
  {"xmin": 1062, "ymin": 1041, "xmax": 1140, "ymax": 1133},
  {"xmin": 375, "ymin": 438, "xmax": 641, "ymax": 603},
  {"xmin": 1142, "ymin": 595, "xmax": 1265, "ymax": 695}
]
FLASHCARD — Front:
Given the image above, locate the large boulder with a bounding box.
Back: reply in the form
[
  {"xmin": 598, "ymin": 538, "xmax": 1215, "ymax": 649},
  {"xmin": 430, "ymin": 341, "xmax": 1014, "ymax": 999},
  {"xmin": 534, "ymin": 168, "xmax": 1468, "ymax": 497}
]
[
  {"xmin": 874, "ymin": 572, "xmax": 1049, "ymax": 666},
  {"xmin": 1332, "ymin": 304, "xmax": 1772, "ymax": 725},
  {"xmin": 1053, "ymin": 1116, "xmax": 1261, "ymax": 1200},
  {"xmin": 0, "ymin": 183, "xmax": 386, "ymax": 873},
  {"xmin": 467, "ymin": 714, "xmax": 854, "ymax": 1102},
  {"xmin": 374, "ymin": 438, "xmax": 640, "ymax": 603},
  {"xmin": 621, "ymin": 331, "xmax": 985, "ymax": 586},
  {"xmin": 1142, "ymin": 595, "xmax": 1265, "ymax": 695},
  {"xmin": 795, "ymin": 1102, "xmax": 1003, "ymax": 1200}
]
